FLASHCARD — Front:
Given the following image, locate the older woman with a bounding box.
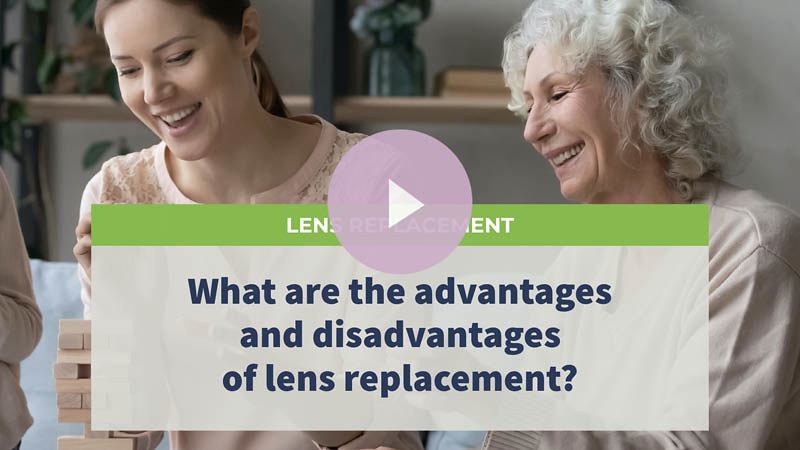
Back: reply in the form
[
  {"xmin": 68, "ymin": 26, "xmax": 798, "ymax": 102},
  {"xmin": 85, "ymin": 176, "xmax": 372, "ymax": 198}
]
[
  {"xmin": 72, "ymin": 0, "xmax": 422, "ymax": 449},
  {"xmin": 484, "ymin": 0, "xmax": 800, "ymax": 448}
]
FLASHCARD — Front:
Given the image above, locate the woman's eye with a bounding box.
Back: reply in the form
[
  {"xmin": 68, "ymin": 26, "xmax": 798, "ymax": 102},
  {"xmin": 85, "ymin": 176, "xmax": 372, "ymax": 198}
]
[
  {"xmin": 167, "ymin": 49, "xmax": 194, "ymax": 63},
  {"xmin": 552, "ymin": 91, "xmax": 568, "ymax": 101},
  {"xmin": 118, "ymin": 68, "xmax": 139, "ymax": 77}
]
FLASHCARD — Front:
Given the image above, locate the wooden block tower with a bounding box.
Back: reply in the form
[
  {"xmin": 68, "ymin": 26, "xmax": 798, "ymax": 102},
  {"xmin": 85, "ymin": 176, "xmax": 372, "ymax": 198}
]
[{"xmin": 55, "ymin": 319, "xmax": 138, "ymax": 450}]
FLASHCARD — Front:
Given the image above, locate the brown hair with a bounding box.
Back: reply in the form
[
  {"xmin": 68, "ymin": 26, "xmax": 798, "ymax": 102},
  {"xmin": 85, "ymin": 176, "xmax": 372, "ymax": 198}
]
[{"xmin": 95, "ymin": 0, "xmax": 288, "ymax": 117}]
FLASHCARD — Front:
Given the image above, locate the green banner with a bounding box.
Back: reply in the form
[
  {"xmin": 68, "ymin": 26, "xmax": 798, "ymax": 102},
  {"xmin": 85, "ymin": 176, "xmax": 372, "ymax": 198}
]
[{"xmin": 92, "ymin": 204, "xmax": 708, "ymax": 246}]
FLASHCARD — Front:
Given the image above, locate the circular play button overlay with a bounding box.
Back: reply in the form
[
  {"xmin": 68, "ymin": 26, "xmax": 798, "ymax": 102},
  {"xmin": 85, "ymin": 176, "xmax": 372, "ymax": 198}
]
[{"xmin": 327, "ymin": 130, "xmax": 472, "ymax": 274}]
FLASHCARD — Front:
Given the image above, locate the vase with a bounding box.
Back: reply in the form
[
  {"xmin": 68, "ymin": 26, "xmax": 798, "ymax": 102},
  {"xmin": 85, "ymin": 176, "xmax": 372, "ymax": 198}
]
[{"xmin": 364, "ymin": 27, "xmax": 425, "ymax": 96}]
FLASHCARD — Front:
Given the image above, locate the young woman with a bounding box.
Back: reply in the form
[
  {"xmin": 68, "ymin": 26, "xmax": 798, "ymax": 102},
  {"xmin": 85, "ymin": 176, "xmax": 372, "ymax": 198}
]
[{"xmin": 73, "ymin": 1, "xmax": 421, "ymax": 449}]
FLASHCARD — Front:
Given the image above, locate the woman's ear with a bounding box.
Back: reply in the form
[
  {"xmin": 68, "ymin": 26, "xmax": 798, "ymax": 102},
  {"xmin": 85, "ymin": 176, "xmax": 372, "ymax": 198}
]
[{"xmin": 240, "ymin": 7, "xmax": 260, "ymax": 59}]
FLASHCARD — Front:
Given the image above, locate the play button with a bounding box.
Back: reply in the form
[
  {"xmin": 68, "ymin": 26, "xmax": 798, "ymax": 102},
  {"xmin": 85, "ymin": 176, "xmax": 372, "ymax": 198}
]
[
  {"xmin": 388, "ymin": 180, "xmax": 423, "ymax": 228},
  {"xmin": 327, "ymin": 130, "xmax": 472, "ymax": 274}
]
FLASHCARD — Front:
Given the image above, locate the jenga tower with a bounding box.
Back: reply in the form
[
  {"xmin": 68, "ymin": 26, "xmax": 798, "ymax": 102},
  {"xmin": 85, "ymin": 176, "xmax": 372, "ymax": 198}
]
[{"xmin": 55, "ymin": 319, "xmax": 139, "ymax": 450}]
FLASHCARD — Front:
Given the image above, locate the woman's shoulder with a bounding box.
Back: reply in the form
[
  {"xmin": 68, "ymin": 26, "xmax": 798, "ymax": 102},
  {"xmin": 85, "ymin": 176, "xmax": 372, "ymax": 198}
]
[
  {"xmin": 296, "ymin": 124, "xmax": 367, "ymax": 203},
  {"xmin": 326, "ymin": 127, "xmax": 367, "ymax": 170},
  {"xmin": 332, "ymin": 127, "xmax": 368, "ymax": 153},
  {"xmin": 87, "ymin": 142, "xmax": 170, "ymax": 204},
  {"xmin": 697, "ymin": 177, "xmax": 800, "ymax": 276}
]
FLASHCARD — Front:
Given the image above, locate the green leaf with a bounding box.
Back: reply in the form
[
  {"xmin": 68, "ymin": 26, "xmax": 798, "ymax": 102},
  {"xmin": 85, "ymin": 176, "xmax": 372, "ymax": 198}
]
[
  {"xmin": 0, "ymin": 123, "xmax": 20, "ymax": 162},
  {"xmin": 103, "ymin": 67, "xmax": 122, "ymax": 103},
  {"xmin": 1, "ymin": 42, "xmax": 18, "ymax": 71},
  {"xmin": 5, "ymin": 0, "xmax": 20, "ymax": 11},
  {"xmin": 69, "ymin": 0, "xmax": 95, "ymax": 27},
  {"xmin": 0, "ymin": 122, "xmax": 12, "ymax": 149},
  {"xmin": 37, "ymin": 50, "xmax": 62, "ymax": 93},
  {"xmin": 25, "ymin": 0, "xmax": 47, "ymax": 12},
  {"xmin": 7, "ymin": 100, "xmax": 28, "ymax": 122},
  {"xmin": 78, "ymin": 66, "xmax": 97, "ymax": 96},
  {"xmin": 82, "ymin": 140, "xmax": 113, "ymax": 169},
  {"xmin": 0, "ymin": 100, "xmax": 27, "ymax": 159}
]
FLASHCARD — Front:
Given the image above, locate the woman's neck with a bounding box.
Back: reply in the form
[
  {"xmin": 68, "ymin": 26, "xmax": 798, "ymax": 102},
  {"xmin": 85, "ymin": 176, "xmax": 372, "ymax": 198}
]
[
  {"xmin": 592, "ymin": 178, "xmax": 684, "ymax": 204},
  {"xmin": 589, "ymin": 149, "xmax": 685, "ymax": 204},
  {"xmin": 166, "ymin": 100, "xmax": 320, "ymax": 204}
]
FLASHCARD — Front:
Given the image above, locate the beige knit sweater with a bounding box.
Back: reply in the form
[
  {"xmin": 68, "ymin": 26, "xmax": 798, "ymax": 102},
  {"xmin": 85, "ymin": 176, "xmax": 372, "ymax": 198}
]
[
  {"xmin": 484, "ymin": 178, "xmax": 800, "ymax": 449},
  {"xmin": 0, "ymin": 169, "xmax": 42, "ymax": 450}
]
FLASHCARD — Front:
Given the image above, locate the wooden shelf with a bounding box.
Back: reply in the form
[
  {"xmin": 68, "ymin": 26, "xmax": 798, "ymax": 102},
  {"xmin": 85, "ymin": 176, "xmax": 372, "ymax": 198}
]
[
  {"xmin": 21, "ymin": 95, "xmax": 312, "ymax": 122},
  {"xmin": 21, "ymin": 95, "xmax": 519, "ymax": 124},
  {"xmin": 335, "ymin": 96, "xmax": 518, "ymax": 124},
  {"xmin": 21, "ymin": 95, "xmax": 130, "ymax": 121}
]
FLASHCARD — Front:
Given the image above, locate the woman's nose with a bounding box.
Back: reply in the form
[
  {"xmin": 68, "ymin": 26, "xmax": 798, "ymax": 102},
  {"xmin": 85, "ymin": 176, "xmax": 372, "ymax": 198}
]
[
  {"xmin": 143, "ymin": 70, "xmax": 175, "ymax": 105},
  {"xmin": 523, "ymin": 106, "xmax": 556, "ymax": 146}
]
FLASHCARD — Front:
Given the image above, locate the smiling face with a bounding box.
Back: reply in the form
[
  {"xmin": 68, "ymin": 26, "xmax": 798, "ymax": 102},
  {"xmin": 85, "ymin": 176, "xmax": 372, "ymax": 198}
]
[
  {"xmin": 522, "ymin": 44, "xmax": 645, "ymax": 203},
  {"xmin": 103, "ymin": 0, "xmax": 257, "ymax": 161}
]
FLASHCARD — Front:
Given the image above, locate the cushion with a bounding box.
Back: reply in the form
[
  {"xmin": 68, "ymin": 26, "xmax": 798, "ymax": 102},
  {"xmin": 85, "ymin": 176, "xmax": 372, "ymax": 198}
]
[
  {"xmin": 19, "ymin": 260, "xmax": 84, "ymax": 449},
  {"xmin": 425, "ymin": 431, "xmax": 486, "ymax": 450}
]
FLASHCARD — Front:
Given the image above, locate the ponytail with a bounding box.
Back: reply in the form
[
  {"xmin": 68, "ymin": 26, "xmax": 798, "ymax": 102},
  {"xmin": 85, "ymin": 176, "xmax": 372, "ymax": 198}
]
[{"xmin": 252, "ymin": 50, "xmax": 288, "ymax": 118}]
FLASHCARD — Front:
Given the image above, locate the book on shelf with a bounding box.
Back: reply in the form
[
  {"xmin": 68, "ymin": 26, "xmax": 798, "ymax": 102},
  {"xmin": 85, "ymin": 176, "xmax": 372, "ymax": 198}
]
[{"xmin": 435, "ymin": 66, "xmax": 508, "ymax": 98}]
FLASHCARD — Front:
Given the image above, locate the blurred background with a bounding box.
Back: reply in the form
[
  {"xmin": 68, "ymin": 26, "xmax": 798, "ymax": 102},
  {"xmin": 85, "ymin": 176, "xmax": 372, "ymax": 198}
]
[{"xmin": 1, "ymin": 0, "xmax": 798, "ymax": 263}]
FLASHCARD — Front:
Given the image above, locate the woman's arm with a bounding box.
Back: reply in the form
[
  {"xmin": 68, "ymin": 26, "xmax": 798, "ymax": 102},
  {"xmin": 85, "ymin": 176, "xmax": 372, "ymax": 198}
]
[
  {"xmin": 0, "ymin": 169, "xmax": 42, "ymax": 364},
  {"xmin": 75, "ymin": 172, "xmax": 165, "ymax": 450},
  {"xmin": 76, "ymin": 172, "xmax": 102, "ymax": 319}
]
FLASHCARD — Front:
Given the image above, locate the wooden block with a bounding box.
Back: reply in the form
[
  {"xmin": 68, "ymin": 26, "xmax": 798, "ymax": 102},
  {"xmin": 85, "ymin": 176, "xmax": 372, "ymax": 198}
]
[
  {"xmin": 54, "ymin": 363, "xmax": 91, "ymax": 379},
  {"xmin": 57, "ymin": 349, "xmax": 91, "ymax": 364},
  {"xmin": 59, "ymin": 333, "xmax": 84, "ymax": 350},
  {"xmin": 84, "ymin": 333, "xmax": 92, "ymax": 350},
  {"xmin": 60, "ymin": 319, "xmax": 91, "ymax": 335},
  {"xmin": 56, "ymin": 378, "xmax": 90, "ymax": 394},
  {"xmin": 54, "ymin": 362, "xmax": 78, "ymax": 379},
  {"xmin": 58, "ymin": 408, "xmax": 91, "ymax": 424},
  {"xmin": 84, "ymin": 422, "xmax": 111, "ymax": 438},
  {"xmin": 57, "ymin": 392, "xmax": 82, "ymax": 408},
  {"xmin": 58, "ymin": 436, "xmax": 135, "ymax": 450},
  {"xmin": 82, "ymin": 392, "xmax": 91, "ymax": 409}
]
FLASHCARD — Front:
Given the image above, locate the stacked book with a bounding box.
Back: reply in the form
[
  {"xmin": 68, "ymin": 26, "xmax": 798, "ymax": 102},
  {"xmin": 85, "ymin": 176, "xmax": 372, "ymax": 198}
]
[
  {"xmin": 434, "ymin": 66, "xmax": 508, "ymax": 98},
  {"xmin": 54, "ymin": 319, "xmax": 139, "ymax": 450}
]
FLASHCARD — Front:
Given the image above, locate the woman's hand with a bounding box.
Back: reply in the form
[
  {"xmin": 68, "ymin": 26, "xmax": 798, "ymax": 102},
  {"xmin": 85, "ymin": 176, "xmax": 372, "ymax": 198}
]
[{"xmin": 73, "ymin": 217, "xmax": 92, "ymax": 279}]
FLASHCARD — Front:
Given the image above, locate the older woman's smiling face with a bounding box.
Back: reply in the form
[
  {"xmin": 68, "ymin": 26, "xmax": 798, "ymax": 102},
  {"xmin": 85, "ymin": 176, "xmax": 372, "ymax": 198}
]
[{"xmin": 522, "ymin": 45, "xmax": 637, "ymax": 203}]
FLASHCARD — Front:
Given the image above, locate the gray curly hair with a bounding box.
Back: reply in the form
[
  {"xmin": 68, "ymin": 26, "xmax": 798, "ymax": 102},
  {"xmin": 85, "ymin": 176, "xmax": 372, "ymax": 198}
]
[{"xmin": 503, "ymin": 0, "xmax": 737, "ymax": 198}]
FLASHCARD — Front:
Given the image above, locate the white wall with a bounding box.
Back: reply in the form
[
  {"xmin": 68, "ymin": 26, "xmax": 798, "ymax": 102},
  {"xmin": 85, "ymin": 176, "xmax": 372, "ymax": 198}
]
[
  {"xmin": 39, "ymin": 0, "xmax": 799, "ymax": 261},
  {"xmin": 685, "ymin": 0, "xmax": 800, "ymax": 211}
]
